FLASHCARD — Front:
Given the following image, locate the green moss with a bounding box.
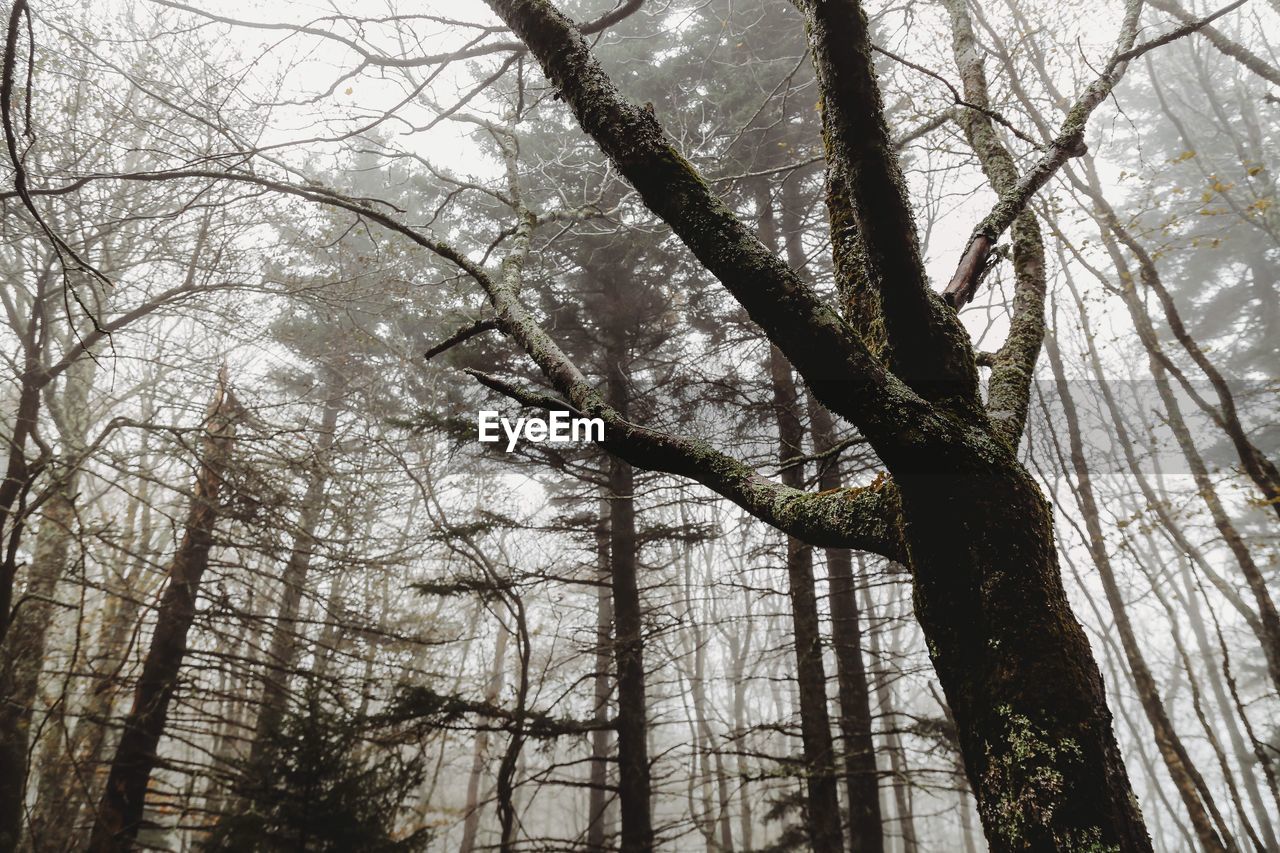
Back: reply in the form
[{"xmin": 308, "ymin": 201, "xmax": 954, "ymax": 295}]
[{"xmin": 981, "ymin": 707, "xmax": 1088, "ymax": 846}]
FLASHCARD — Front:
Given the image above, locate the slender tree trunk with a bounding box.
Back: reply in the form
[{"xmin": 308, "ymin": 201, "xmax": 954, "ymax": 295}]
[
  {"xmin": 0, "ymin": 484, "xmax": 74, "ymax": 853},
  {"xmin": 0, "ymin": 349, "xmax": 97, "ymax": 853},
  {"xmin": 1044, "ymin": 331, "xmax": 1235, "ymax": 853},
  {"xmin": 1174, "ymin": 559, "xmax": 1280, "ymax": 839},
  {"xmin": 784, "ymin": 159, "xmax": 884, "ymax": 851},
  {"xmin": 757, "ymin": 178, "xmax": 843, "ymax": 853},
  {"xmin": 1074, "ymin": 159, "xmax": 1280, "ymax": 521},
  {"xmin": 859, "ymin": 585, "xmax": 918, "ymax": 853},
  {"xmin": 588, "ymin": 497, "xmax": 614, "ymax": 851},
  {"xmin": 497, "ymin": 604, "xmax": 531, "ymax": 853},
  {"xmin": 248, "ymin": 389, "xmax": 341, "ymax": 756},
  {"xmin": 809, "ymin": 396, "xmax": 885, "ymax": 853},
  {"xmin": 769, "ymin": 347, "xmax": 843, "ymax": 853},
  {"xmin": 459, "ymin": 627, "xmax": 509, "ymax": 853},
  {"xmin": 602, "ymin": 300, "xmax": 652, "ymax": 853},
  {"xmin": 86, "ymin": 372, "xmax": 237, "ymax": 853},
  {"xmin": 0, "ymin": 338, "xmax": 49, "ymax": 853},
  {"xmin": 1128, "ymin": 310, "xmax": 1280, "ymax": 696},
  {"xmin": 729, "ymin": 618, "xmax": 754, "ymax": 853},
  {"xmin": 1062, "ymin": 266, "xmax": 1279, "ymax": 847},
  {"xmin": 29, "ymin": 464, "xmax": 159, "ymax": 853}
]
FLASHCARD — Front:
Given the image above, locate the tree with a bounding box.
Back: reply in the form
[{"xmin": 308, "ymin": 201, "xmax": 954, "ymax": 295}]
[
  {"xmin": 202, "ymin": 680, "xmax": 429, "ymax": 853},
  {"xmin": 1, "ymin": 0, "xmax": 1273, "ymax": 850}
]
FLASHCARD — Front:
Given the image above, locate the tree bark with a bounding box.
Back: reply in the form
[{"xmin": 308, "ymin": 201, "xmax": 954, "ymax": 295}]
[
  {"xmin": 0, "ymin": 483, "xmax": 74, "ymax": 853},
  {"xmin": 758, "ymin": 179, "xmax": 844, "ymax": 853},
  {"xmin": 785, "ymin": 150, "xmax": 885, "ymax": 849}
]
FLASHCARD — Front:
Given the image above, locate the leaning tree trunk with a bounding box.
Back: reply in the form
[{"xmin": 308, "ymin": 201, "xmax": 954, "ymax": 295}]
[
  {"xmin": 248, "ymin": 388, "xmax": 341, "ymax": 757},
  {"xmin": 85, "ymin": 372, "xmax": 237, "ymax": 853},
  {"xmin": 1090, "ymin": 210, "xmax": 1280, "ymax": 697},
  {"xmin": 1045, "ymin": 332, "xmax": 1236, "ymax": 852}
]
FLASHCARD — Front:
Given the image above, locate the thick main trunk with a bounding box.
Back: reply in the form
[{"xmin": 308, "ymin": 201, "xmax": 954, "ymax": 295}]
[
  {"xmin": 898, "ymin": 459, "xmax": 1152, "ymax": 852},
  {"xmin": 86, "ymin": 377, "xmax": 235, "ymax": 853}
]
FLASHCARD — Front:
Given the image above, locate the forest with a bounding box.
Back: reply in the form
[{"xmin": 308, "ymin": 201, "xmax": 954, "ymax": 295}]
[{"xmin": 0, "ymin": 0, "xmax": 1276, "ymax": 850}]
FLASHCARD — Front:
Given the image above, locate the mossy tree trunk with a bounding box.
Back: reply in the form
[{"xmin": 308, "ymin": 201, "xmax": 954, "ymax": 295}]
[{"xmin": 480, "ymin": 0, "xmax": 1157, "ymax": 849}]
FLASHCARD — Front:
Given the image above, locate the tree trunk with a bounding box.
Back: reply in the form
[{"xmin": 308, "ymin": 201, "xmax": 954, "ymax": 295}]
[
  {"xmin": 781, "ymin": 156, "xmax": 884, "ymax": 850},
  {"xmin": 588, "ymin": 497, "xmax": 614, "ymax": 850},
  {"xmin": 248, "ymin": 389, "xmax": 341, "ymax": 757},
  {"xmin": 809, "ymin": 396, "xmax": 885, "ymax": 853},
  {"xmin": 0, "ymin": 348, "xmax": 98, "ymax": 853},
  {"xmin": 28, "ymin": 461, "xmax": 160, "ymax": 853},
  {"xmin": 757, "ymin": 177, "xmax": 844, "ymax": 853},
  {"xmin": 481, "ymin": 2, "xmax": 1156, "ymax": 848},
  {"xmin": 896, "ymin": 458, "xmax": 1150, "ymax": 852},
  {"xmin": 1045, "ymin": 332, "xmax": 1235, "ymax": 852},
  {"xmin": 603, "ymin": 297, "xmax": 652, "ymax": 853},
  {"xmin": 1117, "ymin": 268, "xmax": 1280, "ymax": 696},
  {"xmin": 609, "ymin": 453, "xmax": 650, "ymax": 853},
  {"xmin": 768, "ymin": 346, "xmax": 843, "ymax": 853},
  {"xmin": 86, "ymin": 372, "xmax": 237, "ymax": 853},
  {"xmin": 0, "ymin": 483, "xmax": 75, "ymax": 853},
  {"xmin": 459, "ymin": 627, "xmax": 509, "ymax": 853},
  {"xmin": 859, "ymin": 585, "xmax": 918, "ymax": 853}
]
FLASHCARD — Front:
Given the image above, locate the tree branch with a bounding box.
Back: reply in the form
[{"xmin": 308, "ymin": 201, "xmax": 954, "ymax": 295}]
[
  {"xmin": 465, "ymin": 369, "xmax": 906, "ymax": 561},
  {"xmin": 481, "ymin": 0, "xmax": 954, "ymax": 463}
]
